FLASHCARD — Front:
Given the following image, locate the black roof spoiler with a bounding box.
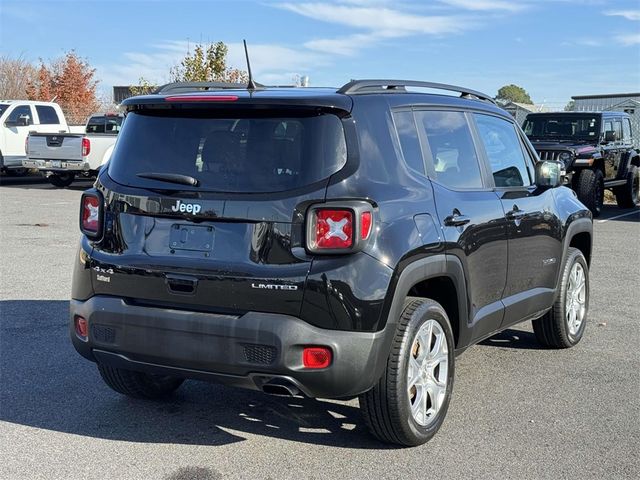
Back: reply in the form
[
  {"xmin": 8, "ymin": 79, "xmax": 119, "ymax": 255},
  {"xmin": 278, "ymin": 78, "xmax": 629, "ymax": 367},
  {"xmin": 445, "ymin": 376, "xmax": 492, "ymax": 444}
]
[
  {"xmin": 337, "ymin": 79, "xmax": 496, "ymax": 105},
  {"xmin": 154, "ymin": 81, "xmax": 260, "ymax": 94}
]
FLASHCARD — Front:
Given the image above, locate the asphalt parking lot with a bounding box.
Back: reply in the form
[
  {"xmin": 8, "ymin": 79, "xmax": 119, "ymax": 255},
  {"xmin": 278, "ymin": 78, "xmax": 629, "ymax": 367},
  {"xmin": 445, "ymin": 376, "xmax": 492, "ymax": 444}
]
[{"xmin": 1, "ymin": 175, "xmax": 638, "ymax": 480}]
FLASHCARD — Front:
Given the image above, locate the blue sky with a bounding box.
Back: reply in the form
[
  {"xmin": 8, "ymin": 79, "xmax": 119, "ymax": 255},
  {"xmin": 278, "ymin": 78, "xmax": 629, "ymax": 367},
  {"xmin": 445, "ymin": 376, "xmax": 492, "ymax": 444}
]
[{"xmin": 1, "ymin": 0, "xmax": 639, "ymax": 108}]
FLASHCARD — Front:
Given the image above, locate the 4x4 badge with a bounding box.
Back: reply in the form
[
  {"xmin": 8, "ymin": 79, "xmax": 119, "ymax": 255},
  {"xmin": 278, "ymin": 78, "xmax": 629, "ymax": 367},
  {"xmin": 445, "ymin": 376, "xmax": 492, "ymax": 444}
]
[{"xmin": 171, "ymin": 200, "xmax": 202, "ymax": 214}]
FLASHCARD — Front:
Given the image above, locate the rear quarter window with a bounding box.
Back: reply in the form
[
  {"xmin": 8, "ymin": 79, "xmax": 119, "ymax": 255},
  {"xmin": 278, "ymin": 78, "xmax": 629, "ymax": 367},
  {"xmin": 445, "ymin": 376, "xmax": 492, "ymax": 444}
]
[
  {"xmin": 35, "ymin": 105, "xmax": 60, "ymax": 125},
  {"xmin": 107, "ymin": 111, "xmax": 347, "ymax": 193}
]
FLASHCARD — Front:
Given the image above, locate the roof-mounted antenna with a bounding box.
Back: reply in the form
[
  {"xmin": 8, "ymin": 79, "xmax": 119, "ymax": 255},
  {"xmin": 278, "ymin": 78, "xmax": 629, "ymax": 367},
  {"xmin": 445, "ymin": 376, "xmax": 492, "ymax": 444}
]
[{"xmin": 243, "ymin": 39, "xmax": 258, "ymax": 91}]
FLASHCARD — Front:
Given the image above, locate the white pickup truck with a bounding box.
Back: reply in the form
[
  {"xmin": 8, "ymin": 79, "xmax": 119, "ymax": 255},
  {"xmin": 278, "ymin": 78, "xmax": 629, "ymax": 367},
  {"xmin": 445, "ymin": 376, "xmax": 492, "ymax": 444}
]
[
  {"xmin": 24, "ymin": 113, "xmax": 124, "ymax": 187},
  {"xmin": 0, "ymin": 100, "xmax": 84, "ymax": 175}
]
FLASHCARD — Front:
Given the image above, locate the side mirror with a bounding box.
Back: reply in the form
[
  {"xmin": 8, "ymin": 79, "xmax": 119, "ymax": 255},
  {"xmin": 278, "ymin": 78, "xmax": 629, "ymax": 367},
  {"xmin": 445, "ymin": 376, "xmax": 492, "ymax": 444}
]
[
  {"xmin": 603, "ymin": 130, "xmax": 617, "ymax": 143},
  {"xmin": 535, "ymin": 160, "xmax": 562, "ymax": 188},
  {"xmin": 4, "ymin": 120, "xmax": 17, "ymax": 127}
]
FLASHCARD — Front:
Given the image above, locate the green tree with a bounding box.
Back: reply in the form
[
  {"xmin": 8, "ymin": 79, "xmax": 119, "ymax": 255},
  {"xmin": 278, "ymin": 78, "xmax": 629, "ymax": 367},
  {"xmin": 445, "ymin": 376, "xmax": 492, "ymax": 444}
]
[
  {"xmin": 495, "ymin": 84, "xmax": 533, "ymax": 105},
  {"xmin": 170, "ymin": 41, "xmax": 248, "ymax": 83},
  {"xmin": 129, "ymin": 77, "xmax": 155, "ymax": 96},
  {"xmin": 564, "ymin": 100, "xmax": 575, "ymax": 111}
]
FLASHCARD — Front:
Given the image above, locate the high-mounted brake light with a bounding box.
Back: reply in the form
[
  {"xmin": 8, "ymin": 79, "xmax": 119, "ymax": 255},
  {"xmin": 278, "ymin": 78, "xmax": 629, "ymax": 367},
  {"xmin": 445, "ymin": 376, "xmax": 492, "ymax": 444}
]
[
  {"xmin": 79, "ymin": 190, "xmax": 103, "ymax": 238},
  {"xmin": 165, "ymin": 95, "xmax": 239, "ymax": 102},
  {"xmin": 82, "ymin": 137, "xmax": 91, "ymax": 157}
]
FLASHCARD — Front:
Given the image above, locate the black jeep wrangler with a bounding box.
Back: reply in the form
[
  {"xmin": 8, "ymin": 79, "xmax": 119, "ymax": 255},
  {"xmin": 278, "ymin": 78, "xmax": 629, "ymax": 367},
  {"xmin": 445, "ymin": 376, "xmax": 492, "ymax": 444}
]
[
  {"xmin": 523, "ymin": 111, "xmax": 640, "ymax": 216},
  {"xmin": 71, "ymin": 80, "xmax": 593, "ymax": 446}
]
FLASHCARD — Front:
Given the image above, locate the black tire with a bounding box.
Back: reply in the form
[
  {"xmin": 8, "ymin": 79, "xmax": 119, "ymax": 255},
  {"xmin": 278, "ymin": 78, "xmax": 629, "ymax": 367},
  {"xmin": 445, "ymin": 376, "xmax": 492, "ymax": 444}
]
[
  {"xmin": 613, "ymin": 164, "xmax": 640, "ymax": 209},
  {"xmin": 359, "ymin": 298, "xmax": 455, "ymax": 446},
  {"xmin": 48, "ymin": 173, "xmax": 75, "ymax": 187},
  {"xmin": 97, "ymin": 364, "xmax": 184, "ymax": 399},
  {"xmin": 533, "ymin": 247, "xmax": 589, "ymax": 349},
  {"xmin": 575, "ymin": 168, "xmax": 604, "ymax": 217}
]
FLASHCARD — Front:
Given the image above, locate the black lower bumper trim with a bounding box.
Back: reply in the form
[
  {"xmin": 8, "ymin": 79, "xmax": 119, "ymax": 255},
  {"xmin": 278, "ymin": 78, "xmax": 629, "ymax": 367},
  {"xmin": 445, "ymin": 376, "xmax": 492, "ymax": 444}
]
[{"xmin": 70, "ymin": 296, "xmax": 396, "ymax": 398}]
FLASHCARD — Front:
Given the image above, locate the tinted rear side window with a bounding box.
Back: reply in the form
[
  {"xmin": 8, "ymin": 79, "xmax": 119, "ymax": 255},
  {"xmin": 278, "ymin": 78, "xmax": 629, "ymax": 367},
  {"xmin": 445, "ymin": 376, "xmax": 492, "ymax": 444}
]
[
  {"xmin": 392, "ymin": 110, "xmax": 425, "ymax": 174},
  {"xmin": 35, "ymin": 105, "xmax": 60, "ymax": 124},
  {"xmin": 416, "ymin": 110, "xmax": 483, "ymax": 189},
  {"xmin": 108, "ymin": 111, "xmax": 347, "ymax": 193}
]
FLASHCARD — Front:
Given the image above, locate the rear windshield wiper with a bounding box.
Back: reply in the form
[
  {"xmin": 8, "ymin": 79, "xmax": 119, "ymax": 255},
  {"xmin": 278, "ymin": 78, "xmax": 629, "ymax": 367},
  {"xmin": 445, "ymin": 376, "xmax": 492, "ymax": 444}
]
[{"xmin": 136, "ymin": 172, "xmax": 200, "ymax": 187}]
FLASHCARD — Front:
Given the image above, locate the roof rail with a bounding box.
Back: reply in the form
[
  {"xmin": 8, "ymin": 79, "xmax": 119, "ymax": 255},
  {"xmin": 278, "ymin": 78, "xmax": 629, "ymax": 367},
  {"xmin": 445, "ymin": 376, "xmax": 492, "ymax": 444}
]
[
  {"xmin": 154, "ymin": 81, "xmax": 248, "ymax": 94},
  {"xmin": 337, "ymin": 79, "xmax": 496, "ymax": 104}
]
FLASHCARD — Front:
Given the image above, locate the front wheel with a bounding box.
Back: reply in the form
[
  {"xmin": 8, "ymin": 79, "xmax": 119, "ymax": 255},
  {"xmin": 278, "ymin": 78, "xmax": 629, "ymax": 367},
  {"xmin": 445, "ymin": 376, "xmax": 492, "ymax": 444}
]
[
  {"xmin": 533, "ymin": 247, "xmax": 589, "ymax": 348},
  {"xmin": 359, "ymin": 298, "xmax": 455, "ymax": 446},
  {"xmin": 575, "ymin": 169, "xmax": 604, "ymax": 217},
  {"xmin": 613, "ymin": 164, "xmax": 640, "ymax": 209},
  {"xmin": 48, "ymin": 172, "xmax": 75, "ymax": 187}
]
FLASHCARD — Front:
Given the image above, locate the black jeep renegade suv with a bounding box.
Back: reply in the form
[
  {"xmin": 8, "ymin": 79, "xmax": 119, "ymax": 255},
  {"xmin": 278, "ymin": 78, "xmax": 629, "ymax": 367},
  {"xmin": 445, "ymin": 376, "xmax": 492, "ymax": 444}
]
[{"xmin": 71, "ymin": 80, "xmax": 593, "ymax": 446}]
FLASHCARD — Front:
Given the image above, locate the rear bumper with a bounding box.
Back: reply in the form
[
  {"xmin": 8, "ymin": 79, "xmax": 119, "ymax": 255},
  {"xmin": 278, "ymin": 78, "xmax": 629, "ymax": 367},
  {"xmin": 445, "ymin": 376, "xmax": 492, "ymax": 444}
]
[
  {"xmin": 70, "ymin": 296, "xmax": 396, "ymax": 398},
  {"xmin": 1, "ymin": 155, "xmax": 26, "ymax": 169},
  {"xmin": 23, "ymin": 158, "xmax": 91, "ymax": 172}
]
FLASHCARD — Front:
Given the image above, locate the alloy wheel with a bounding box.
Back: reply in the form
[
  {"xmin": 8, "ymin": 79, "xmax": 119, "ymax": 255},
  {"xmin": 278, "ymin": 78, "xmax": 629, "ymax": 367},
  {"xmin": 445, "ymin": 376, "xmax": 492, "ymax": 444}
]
[{"xmin": 407, "ymin": 319, "xmax": 449, "ymax": 427}]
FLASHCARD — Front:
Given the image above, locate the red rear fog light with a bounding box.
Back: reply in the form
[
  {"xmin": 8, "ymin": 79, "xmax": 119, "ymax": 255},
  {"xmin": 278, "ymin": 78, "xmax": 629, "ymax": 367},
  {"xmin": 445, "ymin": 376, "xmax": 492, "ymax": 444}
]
[
  {"xmin": 303, "ymin": 347, "xmax": 332, "ymax": 369},
  {"xmin": 74, "ymin": 315, "xmax": 88, "ymax": 338}
]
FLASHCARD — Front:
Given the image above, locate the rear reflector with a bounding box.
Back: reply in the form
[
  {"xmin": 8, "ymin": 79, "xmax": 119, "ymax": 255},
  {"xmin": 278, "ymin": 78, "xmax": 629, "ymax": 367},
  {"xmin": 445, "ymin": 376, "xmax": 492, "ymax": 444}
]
[
  {"xmin": 310, "ymin": 209, "xmax": 353, "ymax": 250},
  {"xmin": 165, "ymin": 95, "xmax": 239, "ymax": 102},
  {"xmin": 74, "ymin": 315, "xmax": 88, "ymax": 338},
  {"xmin": 303, "ymin": 347, "xmax": 332, "ymax": 369}
]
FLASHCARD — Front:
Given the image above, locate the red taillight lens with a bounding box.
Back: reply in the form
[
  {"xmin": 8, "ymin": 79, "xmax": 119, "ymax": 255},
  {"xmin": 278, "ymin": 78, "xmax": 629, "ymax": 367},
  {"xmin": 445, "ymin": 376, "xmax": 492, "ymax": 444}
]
[
  {"xmin": 361, "ymin": 211, "xmax": 372, "ymax": 239},
  {"xmin": 312, "ymin": 209, "xmax": 353, "ymax": 249},
  {"xmin": 303, "ymin": 347, "xmax": 332, "ymax": 369},
  {"xmin": 82, "ymin": 137, "xmax": 91, "ymax": 157},
  {"xmin": 74, "ymin": 315, "xmax": 88, "ymax": 338},
  {"xmin": 81, "ymin": 193, "xmax": 101, "ymax": 234}
]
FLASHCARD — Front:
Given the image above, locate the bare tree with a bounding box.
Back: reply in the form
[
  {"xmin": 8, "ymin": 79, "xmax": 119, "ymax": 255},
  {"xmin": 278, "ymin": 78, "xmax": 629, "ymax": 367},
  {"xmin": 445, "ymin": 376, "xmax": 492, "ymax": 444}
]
[{"xmin": 0, "ymin": 55, "xmax": 37, "ymax": 99}]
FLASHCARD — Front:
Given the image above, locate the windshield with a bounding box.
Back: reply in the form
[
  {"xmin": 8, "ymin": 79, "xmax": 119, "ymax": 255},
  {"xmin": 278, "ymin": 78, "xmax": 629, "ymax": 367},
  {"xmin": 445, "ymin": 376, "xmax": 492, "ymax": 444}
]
[
  {"xmin": 108, "ymin": 110, "xmax": 347, "ymax": 193},
  {"xmin": 0, "ymin": 104, "xmax": 9, "ymax": 117},
  {"xmin": 523, "ymin": 115, "xmax": 601, "ymax": 140}
]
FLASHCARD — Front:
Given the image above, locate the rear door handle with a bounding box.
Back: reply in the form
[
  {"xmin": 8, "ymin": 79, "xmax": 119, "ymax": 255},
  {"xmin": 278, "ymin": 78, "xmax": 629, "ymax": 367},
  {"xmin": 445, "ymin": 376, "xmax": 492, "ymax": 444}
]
[{"xmin": 443, "ymin": 211, "xmax": 471, "ymax": 227}]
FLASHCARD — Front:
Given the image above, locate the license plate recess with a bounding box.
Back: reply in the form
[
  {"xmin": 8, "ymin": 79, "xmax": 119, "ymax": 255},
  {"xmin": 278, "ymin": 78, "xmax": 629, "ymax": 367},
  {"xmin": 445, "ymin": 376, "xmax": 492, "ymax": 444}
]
[{"xmin": 169, "ymin": 224, "xmax": 214, "ymax": 252}]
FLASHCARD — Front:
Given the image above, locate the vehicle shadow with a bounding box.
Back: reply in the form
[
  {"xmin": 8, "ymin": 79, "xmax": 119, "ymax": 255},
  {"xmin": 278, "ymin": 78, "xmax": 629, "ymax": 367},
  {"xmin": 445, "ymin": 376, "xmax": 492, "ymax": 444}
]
[
  {"xmin": 0, "ymin": 300, "xmax": 393, "ymax": 450},
  {"xmin": 0, "ymin": 174, "xmax": 93, "ymax": 190},
  {"xmin": 598, "ymin": 204, "xmax": 640, "ymax": 222},
  {"xmin": 479, "ymin": 328, "xmax": 542, "ymax": 350}
]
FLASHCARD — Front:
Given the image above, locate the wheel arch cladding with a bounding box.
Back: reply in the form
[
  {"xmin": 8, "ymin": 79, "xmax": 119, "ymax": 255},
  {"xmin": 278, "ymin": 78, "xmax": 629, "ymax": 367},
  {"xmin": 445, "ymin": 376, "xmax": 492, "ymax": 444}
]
[
  {"xmin": 569, "ymin": 231, "xmax": 592, "ymax": 266},
  {"xmin": 384, "ymin": 255, "xmax": 468, "ymax": 349}
]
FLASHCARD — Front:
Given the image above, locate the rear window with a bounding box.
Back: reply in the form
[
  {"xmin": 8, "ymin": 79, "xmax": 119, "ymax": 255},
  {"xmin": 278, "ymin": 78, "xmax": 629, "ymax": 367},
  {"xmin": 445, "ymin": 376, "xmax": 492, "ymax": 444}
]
[
  {"xmin": 108, "ymin": 111, "xmax": 347, "ymax": 193},
  {"xmin": 86, "ymin": 116, "xmax": 123, "ymax": 134}
]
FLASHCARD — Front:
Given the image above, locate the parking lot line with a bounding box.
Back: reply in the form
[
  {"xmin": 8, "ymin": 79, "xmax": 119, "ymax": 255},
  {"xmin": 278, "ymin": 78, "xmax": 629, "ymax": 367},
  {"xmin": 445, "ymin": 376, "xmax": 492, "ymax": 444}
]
[{"xmin": 596, "ymin": 210, "xmax": 640, "ymax": 223}]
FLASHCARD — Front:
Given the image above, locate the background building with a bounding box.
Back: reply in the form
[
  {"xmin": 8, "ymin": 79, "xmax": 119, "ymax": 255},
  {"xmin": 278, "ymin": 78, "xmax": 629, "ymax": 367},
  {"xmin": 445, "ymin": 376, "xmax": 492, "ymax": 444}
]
[{"xmin": 503, "ymin": 102, "xmax": 553, "ymax": 125}]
